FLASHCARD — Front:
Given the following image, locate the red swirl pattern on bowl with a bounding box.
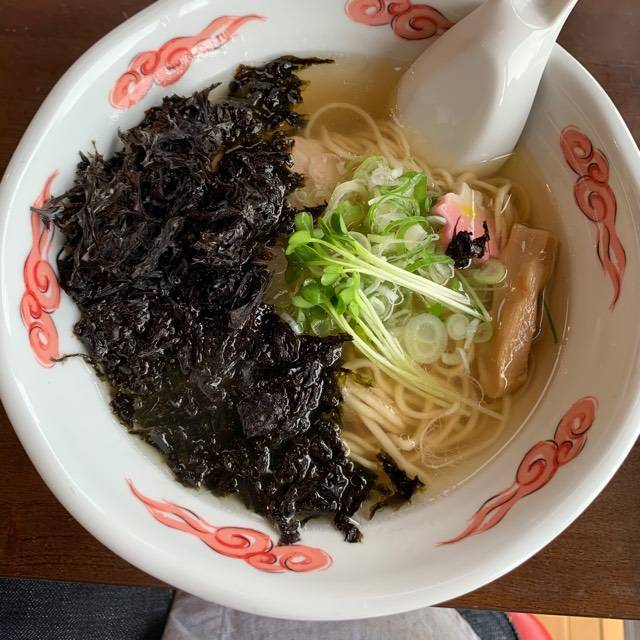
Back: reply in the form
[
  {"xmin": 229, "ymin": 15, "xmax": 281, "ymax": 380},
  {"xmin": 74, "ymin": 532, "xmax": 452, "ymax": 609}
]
[
  {"xmin": 110, "ymin": 15, "xmax": 265, "ymax": 110},
  {"xmin": 20, "ymin": 172, "xmax": 61, "ymax": 367},
  {"xmin": 561, "ymin": 126, "xmax": 626, "ymax": 310},
  {"xmin": 128, "ymin": 481, "xmax": 332, "ymax": 573},
  {"xmin": 438, "ymin": 396, "xmax": 598, "ymax": 545},
  {"xmin": 345, "ymin": 0, "xmax": 454, "ymax": 40}
]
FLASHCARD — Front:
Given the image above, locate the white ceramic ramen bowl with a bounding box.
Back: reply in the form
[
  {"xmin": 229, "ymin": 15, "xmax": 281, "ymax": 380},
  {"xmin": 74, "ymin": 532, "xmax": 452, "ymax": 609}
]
[{"xmin": 1, "ymin": 0, "xmax": 639, "ymax": 621}]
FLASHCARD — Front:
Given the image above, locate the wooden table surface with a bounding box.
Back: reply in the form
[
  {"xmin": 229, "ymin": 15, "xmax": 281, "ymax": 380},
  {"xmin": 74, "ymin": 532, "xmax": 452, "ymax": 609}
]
[{"xmin": 1, "ymin": 0, "xmax": 640, "ymax": 621}]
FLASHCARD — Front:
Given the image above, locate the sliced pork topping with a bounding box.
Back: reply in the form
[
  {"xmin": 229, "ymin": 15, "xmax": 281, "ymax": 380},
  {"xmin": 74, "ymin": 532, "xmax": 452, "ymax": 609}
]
[
  {"xmin": 289, "ymin": 136, "xmax": 343, "ymax": 208},
  {"xmin": 478, "ymin": 224, "xmax": 558, "ymax": 399}
]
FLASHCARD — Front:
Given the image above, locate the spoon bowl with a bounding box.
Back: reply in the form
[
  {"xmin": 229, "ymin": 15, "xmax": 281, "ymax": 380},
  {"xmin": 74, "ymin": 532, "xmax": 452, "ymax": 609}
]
[{"xmin": 396, "ymin": 0, "xmax": 579, "ymax": 176}]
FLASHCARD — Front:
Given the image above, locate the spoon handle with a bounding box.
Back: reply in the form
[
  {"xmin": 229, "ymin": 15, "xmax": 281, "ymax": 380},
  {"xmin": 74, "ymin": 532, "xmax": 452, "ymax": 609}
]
[{"xmin": 511, "ymin": 0, "xmax": 579, "ymax": 32}]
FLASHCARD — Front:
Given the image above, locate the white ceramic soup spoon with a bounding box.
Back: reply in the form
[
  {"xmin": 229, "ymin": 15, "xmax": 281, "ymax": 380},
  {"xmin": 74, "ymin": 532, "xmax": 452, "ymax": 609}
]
[{"xmin": 396, "ymin": 0, "xmax": 579, "ymax": 176}]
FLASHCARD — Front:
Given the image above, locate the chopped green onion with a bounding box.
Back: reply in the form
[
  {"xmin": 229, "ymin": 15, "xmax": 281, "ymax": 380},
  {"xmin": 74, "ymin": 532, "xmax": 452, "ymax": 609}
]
[
  {"xmin": 403, "ymin": 313, "xmax": 448, "ymax": 365},
  {"xmin": 441, "ymin": 350, "xmax": 463, "ymax": 366},
  {"xmin": 465, "ymin": 319, "xmax": 481, "ymax": 350},
  {"xmin": 471, "ymin": 258, "xmax": 508, "ymax": 286},
  {"xmin": 446, "ymin": 313, "xmax": 469, "ymax": 341},
  {"xmin": 474, "ymin": 321, "xmax": 494, "ymax": 344}
]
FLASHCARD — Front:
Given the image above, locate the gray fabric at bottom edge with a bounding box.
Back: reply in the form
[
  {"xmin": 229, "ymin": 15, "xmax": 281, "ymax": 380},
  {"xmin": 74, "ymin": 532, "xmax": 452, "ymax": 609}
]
[
  {"xmin": 162, "ymin": 591, "xmax": 482, "ymax": 640},
  {"xmin": 0, "ymin": 577, "xmax": 173, "ymax": 640}
]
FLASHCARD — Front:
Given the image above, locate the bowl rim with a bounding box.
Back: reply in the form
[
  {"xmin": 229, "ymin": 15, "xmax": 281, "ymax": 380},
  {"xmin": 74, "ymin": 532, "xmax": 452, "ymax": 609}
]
[{"xmin": 2, "ymin": 0, "xmax": 640, "ymax": 620}]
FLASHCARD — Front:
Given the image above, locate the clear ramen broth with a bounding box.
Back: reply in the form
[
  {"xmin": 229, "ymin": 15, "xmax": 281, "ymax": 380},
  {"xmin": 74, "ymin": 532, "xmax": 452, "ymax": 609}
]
[{"xmin": 287, "ymin": 55, "xmax": 566, "ymax": 497}]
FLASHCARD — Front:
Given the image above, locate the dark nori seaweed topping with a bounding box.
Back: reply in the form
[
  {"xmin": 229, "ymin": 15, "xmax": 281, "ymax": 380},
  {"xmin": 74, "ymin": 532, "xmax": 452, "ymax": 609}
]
[
  {"xmin": 369, "ymin": 453, "xmax": 423, "ymax": 518},
  {"xmin": 446, "ymin": 220, "xmax": 491, "ymax": 269},
  {"xmin": 41, "ymin": 56, "xmax": 377, "ymax": 544}
]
